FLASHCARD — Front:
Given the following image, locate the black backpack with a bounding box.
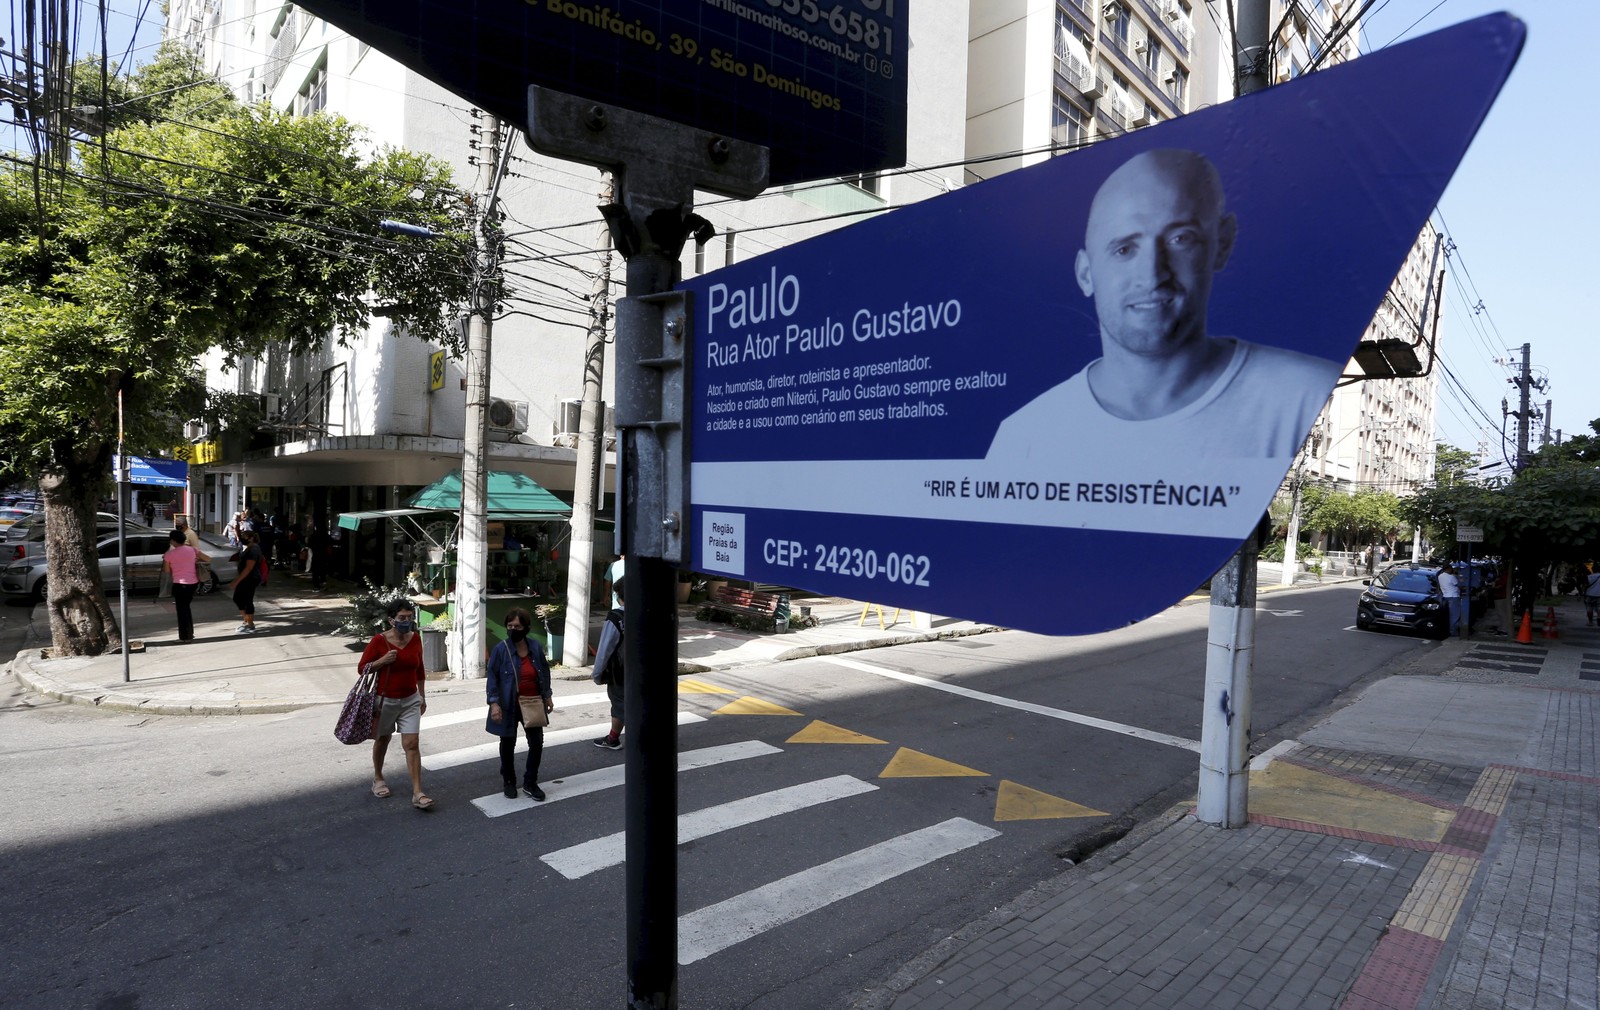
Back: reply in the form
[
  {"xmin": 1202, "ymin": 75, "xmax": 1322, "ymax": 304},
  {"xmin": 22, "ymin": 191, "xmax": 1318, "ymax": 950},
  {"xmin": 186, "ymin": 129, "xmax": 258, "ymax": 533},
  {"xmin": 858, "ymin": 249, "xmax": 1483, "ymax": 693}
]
[{"xmin": 601, "ymin": 609, "xmax": 625, "ymax": 683}]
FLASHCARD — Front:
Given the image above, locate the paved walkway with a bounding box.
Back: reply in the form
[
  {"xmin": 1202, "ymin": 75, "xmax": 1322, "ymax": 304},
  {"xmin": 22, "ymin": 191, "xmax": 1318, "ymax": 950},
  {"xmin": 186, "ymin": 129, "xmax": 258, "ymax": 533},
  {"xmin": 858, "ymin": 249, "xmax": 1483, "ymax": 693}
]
[{"xmin": 866, "ymin": 598, "xmax": 1600, "ymax": 1010}]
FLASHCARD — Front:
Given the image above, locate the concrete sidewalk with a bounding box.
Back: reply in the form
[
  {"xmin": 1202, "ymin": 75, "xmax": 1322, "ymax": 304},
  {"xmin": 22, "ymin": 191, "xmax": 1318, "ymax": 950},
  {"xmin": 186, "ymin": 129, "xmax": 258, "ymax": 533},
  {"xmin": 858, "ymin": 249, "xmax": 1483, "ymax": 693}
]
[
  {"xmin": 6, "ymin": 576, "xmax": 1000, "ymax": 715},
  {"xmin": 866, "ymin": 597, "xmax": 1600, "ymax": 1010}
]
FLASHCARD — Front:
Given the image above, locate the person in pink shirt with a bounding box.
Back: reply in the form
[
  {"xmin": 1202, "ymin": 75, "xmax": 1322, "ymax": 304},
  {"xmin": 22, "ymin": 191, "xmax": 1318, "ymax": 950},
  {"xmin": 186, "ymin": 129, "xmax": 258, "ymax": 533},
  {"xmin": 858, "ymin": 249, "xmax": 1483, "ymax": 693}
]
[{"xmin": 161, "ymin": 529, "xmax": 211, "ymax": 642}]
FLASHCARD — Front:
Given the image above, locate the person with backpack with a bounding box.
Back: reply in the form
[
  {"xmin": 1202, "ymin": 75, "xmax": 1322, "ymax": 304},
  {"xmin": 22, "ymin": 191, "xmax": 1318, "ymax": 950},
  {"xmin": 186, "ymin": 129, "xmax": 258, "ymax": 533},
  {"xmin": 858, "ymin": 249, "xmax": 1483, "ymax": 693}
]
[{"xmin": 592, "ymin": 581, "xmax": 625, "ymax": 751}]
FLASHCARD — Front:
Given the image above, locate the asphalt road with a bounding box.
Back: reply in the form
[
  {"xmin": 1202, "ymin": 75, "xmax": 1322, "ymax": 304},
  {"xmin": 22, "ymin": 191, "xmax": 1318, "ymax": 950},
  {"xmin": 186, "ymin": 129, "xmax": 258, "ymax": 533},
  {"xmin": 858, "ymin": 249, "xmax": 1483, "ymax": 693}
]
[{"xmin": 0, "ymin": 580, "xmax": 1429, "ymax": 1009}]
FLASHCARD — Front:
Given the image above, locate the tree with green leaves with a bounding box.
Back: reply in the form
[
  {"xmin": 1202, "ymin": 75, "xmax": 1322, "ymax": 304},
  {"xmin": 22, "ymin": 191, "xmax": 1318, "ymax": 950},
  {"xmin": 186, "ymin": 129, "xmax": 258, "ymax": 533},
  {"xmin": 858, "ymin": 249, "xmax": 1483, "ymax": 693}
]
[
  {"xmin": 1302, "ymin": 486, "xmax": 1404, "ymax": 552},
  {"xmin": 0, "ymin": 44, "xmax": 471, "ymax": 655}
]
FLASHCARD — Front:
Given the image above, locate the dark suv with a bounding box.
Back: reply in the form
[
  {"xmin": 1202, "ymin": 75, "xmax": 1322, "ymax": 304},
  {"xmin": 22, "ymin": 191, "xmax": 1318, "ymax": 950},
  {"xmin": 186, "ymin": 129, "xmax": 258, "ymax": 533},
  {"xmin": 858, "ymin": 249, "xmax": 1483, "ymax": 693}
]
[{"xmin": 1356, "ymin": 563, "xmax": 1452, "ymax": 638}]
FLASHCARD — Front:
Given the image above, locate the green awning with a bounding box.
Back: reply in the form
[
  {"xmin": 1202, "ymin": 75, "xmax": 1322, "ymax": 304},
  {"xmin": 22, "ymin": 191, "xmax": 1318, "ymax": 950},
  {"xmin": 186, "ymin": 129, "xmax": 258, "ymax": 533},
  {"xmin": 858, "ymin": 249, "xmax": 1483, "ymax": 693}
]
[
  {"xmin": 336, "ymin": 507, "xmax": 438, "ymax": 531},
  {"xmin": 407, "ymin": 469, "xmax": 572, "ymax": 520}
]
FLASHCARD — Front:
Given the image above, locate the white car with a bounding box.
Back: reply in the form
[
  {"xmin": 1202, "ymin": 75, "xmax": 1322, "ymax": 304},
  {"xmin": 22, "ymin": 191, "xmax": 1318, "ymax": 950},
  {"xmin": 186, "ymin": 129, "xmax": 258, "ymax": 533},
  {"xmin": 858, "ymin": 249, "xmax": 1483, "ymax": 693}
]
[{"xmin": 0, "ymin": 532, "xmax": 237, "ymax": 604}]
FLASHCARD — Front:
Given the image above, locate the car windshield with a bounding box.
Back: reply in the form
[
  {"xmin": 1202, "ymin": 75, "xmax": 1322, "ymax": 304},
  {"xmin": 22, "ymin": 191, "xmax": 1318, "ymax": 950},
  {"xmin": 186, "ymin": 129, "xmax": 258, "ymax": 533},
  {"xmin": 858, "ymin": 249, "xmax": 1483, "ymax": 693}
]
[{"xmin": 1380, "ymin": 569, "xmax": 1437, "ymax": 593}]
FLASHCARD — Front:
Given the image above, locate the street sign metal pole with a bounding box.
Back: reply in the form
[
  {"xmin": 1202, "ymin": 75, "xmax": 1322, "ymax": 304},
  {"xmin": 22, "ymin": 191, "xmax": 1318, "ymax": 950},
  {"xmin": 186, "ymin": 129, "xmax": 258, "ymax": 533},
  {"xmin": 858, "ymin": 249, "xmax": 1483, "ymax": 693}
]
[{"xmin": 525, "ymin": 87, "xmax": 767, "ymax": 1009}]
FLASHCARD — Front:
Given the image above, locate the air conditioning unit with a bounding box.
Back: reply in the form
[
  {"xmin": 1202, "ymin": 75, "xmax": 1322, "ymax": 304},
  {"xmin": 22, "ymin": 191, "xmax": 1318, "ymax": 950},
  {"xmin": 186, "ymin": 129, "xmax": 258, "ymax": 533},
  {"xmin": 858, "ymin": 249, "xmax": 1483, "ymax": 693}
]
[
  {"xmin": 1131, "ymin": 105, "xmax": 1153, "ymax": 126},
  {"xmin": 1133, "ymin": 39, "xmax": 1148, "ymax": 55},
  {"xmin": 258, "ymin": 392, "xmax": 281, "ymax": 420},
  {"xmin": 1163, "ymin": 0, "xmax": 1184, "ymax": 22},
  {"xmin": 488, "ymin": 397, "xmax": 529, "ymax": 436},
  {"xmin": 183, "ymin": 421, "xmax": 210, "ymax": 441}
]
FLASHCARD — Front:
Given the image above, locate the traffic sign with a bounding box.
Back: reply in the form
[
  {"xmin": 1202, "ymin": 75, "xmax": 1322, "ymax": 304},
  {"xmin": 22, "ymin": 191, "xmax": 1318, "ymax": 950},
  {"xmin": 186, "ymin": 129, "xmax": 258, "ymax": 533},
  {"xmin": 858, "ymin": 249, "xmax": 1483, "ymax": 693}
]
[
  {"xmin": 290, "ymin": 0, "xmax": 907, "ymax": 185},
  {"xmin": 681, "ymin": 14, "xmax": 1523, "ymax": 635}
]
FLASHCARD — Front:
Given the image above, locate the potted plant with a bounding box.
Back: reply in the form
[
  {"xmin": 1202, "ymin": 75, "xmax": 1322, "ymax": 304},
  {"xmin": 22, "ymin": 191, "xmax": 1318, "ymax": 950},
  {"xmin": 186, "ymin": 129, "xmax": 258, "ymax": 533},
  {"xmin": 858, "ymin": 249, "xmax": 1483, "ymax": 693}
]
[{"xmin": 534, "ymin": 601, "xmax": 565, "ymax": 660}]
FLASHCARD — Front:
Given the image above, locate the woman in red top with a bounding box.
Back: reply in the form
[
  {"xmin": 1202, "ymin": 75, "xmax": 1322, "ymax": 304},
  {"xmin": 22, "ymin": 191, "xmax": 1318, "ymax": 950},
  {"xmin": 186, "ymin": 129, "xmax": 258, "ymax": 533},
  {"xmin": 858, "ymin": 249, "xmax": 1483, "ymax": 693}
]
[
  {"xmin": 358, "ymin": 599, "xmax": 432, "ymax": 809},
  {"xmin": 485, "ymin": 606, "xmax": 554, "ymax": 801}
]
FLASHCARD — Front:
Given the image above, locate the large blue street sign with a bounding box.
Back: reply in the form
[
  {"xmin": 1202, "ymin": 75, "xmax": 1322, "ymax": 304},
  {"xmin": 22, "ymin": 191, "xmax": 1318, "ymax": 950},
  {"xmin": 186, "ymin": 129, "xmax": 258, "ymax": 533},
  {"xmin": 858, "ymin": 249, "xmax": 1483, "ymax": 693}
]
[
  {"xmin": 290, "ymin": 0, "xmax": 907, "ymax": 185},
  {"xmin": 682, "ymin": 14, "xmax": 1523, "ymax": 635}
]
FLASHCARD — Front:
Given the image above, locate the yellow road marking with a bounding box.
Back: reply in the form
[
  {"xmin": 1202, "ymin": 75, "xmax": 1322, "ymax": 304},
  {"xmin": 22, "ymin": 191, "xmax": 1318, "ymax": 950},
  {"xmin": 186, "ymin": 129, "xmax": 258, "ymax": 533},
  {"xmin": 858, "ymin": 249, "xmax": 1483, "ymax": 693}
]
[
  {"xmin": 1248, "ymin": 763, "xmax": 1453, "ymax": 842},
  {"xmin": 787, "ymin": 720, "xmax": 888, "ymax": 745},
  {"xmin": 678, "ymin": 679, "xmax": 737, "ymax": 695},
  {"xmin": 994, "ymin": 780, "xmax": 1107, "ymax": 821},
  {"xmin": 712, "ymin": 696, "xmax": 804, "ymax": 717},
  {"xmin": 879, "ymin": 747, "xmax": 986, "ymax": 779}
]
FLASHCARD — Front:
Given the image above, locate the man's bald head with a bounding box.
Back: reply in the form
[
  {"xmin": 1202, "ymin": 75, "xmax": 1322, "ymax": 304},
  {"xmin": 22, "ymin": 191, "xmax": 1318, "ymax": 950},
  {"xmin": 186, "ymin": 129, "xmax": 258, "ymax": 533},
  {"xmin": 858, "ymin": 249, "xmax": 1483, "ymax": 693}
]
[{"xmin": 1074, "ymin": 148, "xmax": 1236, "ymax": 361}]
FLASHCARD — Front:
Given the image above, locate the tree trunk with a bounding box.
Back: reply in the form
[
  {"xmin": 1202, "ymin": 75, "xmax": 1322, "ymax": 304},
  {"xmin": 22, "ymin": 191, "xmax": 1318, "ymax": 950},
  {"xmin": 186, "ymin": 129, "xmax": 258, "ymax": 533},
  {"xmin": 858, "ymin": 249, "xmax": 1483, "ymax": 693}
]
[{"xmin": 40, "ymin": 445, "xmax": 121, "ymax": 655}]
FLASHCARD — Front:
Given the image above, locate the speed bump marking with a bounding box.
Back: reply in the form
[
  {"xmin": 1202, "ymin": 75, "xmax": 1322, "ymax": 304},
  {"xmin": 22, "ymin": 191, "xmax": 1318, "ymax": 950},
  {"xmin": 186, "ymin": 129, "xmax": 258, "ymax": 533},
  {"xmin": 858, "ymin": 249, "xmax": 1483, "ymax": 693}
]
[
  {"xmin": 786, "ymin": 721, "xmax": 888, "ymax": 745},
  {"xmin": 879, "ymin": 747, "xmax": 986, "ymax": 779},
  {"xmin": 994, "ymin": 780, "xmax": 1107, "ymax": 821}
]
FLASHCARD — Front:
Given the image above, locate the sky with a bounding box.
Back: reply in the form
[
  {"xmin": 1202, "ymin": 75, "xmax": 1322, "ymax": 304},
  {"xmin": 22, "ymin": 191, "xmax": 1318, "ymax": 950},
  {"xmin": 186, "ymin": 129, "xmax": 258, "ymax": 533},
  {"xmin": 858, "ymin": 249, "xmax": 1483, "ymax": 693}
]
[
  {"xmin": 9, "ymin": 1, "xmax": 1589, "ymax": 463},
  {"xmin": 1359, "ymin": 0, "xmax": 1599, "ymax": 460}
]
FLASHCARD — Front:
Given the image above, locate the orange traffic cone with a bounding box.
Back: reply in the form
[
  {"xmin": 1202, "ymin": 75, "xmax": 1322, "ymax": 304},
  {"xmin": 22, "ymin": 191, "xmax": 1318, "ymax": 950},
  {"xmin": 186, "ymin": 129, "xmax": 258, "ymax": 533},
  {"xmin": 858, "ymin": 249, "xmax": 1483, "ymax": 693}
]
[
  {"xmin": 1542, "ymin": 606, "xmax": 1560, "ymax": 640},
  {"xmin": 1516, "ymin": 610, "xmax": 1534, "ymax": 644}
]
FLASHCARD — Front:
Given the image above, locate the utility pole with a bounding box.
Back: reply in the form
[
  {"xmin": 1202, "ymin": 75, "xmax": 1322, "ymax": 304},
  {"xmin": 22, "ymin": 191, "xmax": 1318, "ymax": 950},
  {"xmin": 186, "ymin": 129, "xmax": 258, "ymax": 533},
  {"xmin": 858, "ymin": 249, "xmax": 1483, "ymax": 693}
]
[
  {"xmin": 1541, "ymin": 399, "xmax": 1552, "ymax": 446},
  {"xmin": 562, "ymin": 175, "xmax": 615, "ymax": 667},
  {"xmin": 526, "ymin": 89, "xmax": 766, "ymax": 1008},
  {"xmin": 1512, "ymin": 341, "xmax": 1533, "ymax": 471},
  {"xmin": 1197, "ymin": 0, "xmax": 1271, "ymax": 828},
  {"xmin": 456, "ymin": 113, "xmax": 506, "ymax": 680}
]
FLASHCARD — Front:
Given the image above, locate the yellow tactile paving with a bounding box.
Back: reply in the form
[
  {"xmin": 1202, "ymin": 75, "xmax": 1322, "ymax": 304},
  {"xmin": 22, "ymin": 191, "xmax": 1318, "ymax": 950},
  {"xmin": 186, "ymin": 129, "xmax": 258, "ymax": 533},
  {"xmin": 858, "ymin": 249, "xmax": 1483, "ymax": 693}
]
[
  {"xmin": 994, "ymin": 780, "xmax": 1108, "ymax": 822},
  {"xmin": 879, "ymin": 747, "xmax": 986, "ymax": 779},
  {"xmin": 786, "ymin": 720, "xmax": 888, "ymax": 745},
  {"xmin": 711, "ymin": 696, "xmax": 804, "ymax": 716},
  {"xmin": 1248, "ymin": 762, "xmax": 1454, "ymax": 842},
  {"xmin": 677, "ymin": 679, "xmax": 737, "ymax": 695},
  {"xmin": 1392, "ymin": 851, "xmax": 1480, "ymax": 940},
  {"xmin": 1463, "ymin": 766, "xmax": 1518, "ymax": 815}
]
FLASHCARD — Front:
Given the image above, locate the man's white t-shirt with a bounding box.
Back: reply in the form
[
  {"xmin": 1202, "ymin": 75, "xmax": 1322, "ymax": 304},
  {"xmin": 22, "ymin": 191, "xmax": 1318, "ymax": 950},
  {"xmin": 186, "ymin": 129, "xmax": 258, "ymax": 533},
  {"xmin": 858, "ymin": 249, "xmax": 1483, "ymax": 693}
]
[
  {"xmin": 1438, "ymin": 570, "xmax": 1460, "ymax": 599},
  {"xmin": 987, "ymin": 338, "xmax": 1339, "ymax": 461}
]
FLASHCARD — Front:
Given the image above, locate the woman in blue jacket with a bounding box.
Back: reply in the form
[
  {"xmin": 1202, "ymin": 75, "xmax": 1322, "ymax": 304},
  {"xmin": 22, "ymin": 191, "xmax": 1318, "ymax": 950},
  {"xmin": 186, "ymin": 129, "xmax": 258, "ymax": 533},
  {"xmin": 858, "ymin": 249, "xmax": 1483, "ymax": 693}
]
[{"xmin": 485, "ymin": 607, "xmax": 554, "ymax": 800}]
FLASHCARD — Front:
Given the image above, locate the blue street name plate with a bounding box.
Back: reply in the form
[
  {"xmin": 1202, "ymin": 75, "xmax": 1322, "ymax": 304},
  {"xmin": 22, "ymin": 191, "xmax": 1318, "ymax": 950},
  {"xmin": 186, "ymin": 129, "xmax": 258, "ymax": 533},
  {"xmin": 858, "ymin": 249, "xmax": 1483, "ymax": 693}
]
[
  {"xmin": 682, "ymin": 14, "xmax": 1523, "ymax": 634},
  {"xmin": 291, "ymin": 0, "xmax": 907, "ymax": 185}
]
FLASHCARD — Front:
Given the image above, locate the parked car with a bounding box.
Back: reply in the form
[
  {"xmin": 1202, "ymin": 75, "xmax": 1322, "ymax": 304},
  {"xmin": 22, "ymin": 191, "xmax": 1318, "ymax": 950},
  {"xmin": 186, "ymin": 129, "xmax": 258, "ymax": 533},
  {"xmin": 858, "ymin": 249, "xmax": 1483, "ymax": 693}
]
[
  {"xmin": 1355, "ymin": 562, "xmax": 1489, "ymax": 639},
  {"xmin": 0, "ymin": 531, "xmax": 235, "ymax": 604},
  {"xmin": 2, "ymin": 514, "xmax": 157, "ymax": 565},
  {"xmin": 0, "ymin": 507, "xmax": 32, "ymax": 527}
]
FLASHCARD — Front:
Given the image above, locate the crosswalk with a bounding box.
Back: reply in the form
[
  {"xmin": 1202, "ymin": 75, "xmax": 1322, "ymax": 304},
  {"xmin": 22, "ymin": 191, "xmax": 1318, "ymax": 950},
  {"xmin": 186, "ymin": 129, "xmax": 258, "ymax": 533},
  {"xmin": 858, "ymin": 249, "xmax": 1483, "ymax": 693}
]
[{"xmin": 409, "ymin": 674, "xmax": 1096, "ymax": 966}]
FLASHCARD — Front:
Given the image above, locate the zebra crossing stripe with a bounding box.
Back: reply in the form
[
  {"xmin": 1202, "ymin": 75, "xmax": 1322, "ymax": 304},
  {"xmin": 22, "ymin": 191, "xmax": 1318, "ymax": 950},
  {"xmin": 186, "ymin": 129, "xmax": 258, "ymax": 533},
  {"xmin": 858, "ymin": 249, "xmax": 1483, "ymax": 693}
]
[
  {"xmin": 540, "ymin": 774, "xmax": 879, "ymax": 879},
  {"xmin": 677, "ymin": 817, "xmax": 1002, "ymax": 965},
  {"xmin": 470, "ymin": 740, "xmax": 783, "ymax": 818},
  {"xmin": 424, "ymin": 712, "xmax": 708, "ymax": 771},
  {"xmin": 420, "ymin": 692, "xmax": 613, "ymax": 730}
]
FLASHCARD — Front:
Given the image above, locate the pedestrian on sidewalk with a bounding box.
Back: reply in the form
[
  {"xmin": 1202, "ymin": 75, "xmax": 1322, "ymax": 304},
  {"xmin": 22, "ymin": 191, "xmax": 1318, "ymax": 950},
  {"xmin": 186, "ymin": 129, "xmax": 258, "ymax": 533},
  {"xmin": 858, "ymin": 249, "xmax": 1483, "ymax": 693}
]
[
  {"xmin": 359, "ymin": 599, "xmax": 432, "ymax": 810},
  {"xmin": 593, "ymin": 583, "xmax": 625, "ymax": 751},
  {"xmin": 161, "ymin": 529, "xmax": 210, "ymax": 642},
  {"xmin": 485, "ymin": 607, "xmax": 554, "ymax": 801},
  {"xmin": 1584, "ymin": 565, "xmax": 1600, "ymax": 626},
  {"xmin": 307, "ymin": 521, "xmax": 331, "ymax": 590},
  {"xmin": 1490, "ymin": 562, "xmax": 1512, "ymax": 635},
  {"xmin": 228, "ymin": 531, "xmax": 264, "ymax": 634},
  {"xmin": 1438, "ymin": 562, "xmax": 1465, "ymax": 637}
]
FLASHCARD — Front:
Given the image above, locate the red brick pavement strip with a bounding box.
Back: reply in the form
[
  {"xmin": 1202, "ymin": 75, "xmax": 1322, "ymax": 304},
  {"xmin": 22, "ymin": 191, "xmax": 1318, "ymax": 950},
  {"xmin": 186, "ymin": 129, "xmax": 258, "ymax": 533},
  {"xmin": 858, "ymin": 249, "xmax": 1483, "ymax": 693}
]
[
  {"xmin": 1491, "ymin": 763, "xmax": 1600, "ymax": 784},
  {"xmin": 1340, "ymin": 928, "xmax": 1446, "ymax": 1010},
  {"xmin": 1246, "ymin": 813, "xmax": 1483, "ymax": 859}
]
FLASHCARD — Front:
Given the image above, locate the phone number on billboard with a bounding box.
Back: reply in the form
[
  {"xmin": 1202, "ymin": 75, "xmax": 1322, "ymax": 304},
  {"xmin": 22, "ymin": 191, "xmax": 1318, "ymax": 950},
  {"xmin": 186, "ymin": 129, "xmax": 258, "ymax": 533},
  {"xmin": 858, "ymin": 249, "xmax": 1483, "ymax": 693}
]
[
  {"xmin": 764, "ymin": 538, "xmax": 931, "ymax": 586},
  {"xmin": 761, "ymin": 0, "xmax": 897, "ymax": 53}
]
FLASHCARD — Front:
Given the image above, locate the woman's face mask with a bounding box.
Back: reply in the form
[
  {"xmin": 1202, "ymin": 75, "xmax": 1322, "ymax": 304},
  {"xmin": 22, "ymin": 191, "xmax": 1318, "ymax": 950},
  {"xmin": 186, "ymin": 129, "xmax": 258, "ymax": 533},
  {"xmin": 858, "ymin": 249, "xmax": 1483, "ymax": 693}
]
[
  {"xmin": 506, "ymin": 626, "xmax": 528, "ymax": 642},
  {"xmin": 394, "ymin": 619, "xmax": 415, "ymax": 633}
]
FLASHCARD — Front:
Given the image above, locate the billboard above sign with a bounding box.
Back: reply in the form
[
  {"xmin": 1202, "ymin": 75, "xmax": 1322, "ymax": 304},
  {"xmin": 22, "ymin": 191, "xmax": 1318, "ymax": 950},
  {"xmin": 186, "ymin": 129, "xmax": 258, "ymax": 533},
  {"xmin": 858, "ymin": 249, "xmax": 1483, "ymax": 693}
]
[
  {"xmin": 681, "ymin": 14, "xmax": 1524, "ymax": 635},
  {"xmin": 290, "ymin": 0, "xmax": 907, "ymax": 185}
]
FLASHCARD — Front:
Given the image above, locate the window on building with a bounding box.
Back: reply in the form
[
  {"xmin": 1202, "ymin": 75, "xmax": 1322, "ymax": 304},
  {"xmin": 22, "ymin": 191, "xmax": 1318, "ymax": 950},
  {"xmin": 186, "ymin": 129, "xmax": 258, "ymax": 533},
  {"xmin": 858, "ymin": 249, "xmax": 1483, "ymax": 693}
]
[
  {"xmin": 1052, "ymin": 92, "xmax": 1087, "ymax": 149},
  {"xmin": 1144, "ymin": 37, "xmax": 1162, "ymax": 76},
  {"xmin": 1111, "ymin": 4, "xmax": 1131, "ymax": 43},
  {"xmin": 1167, "ymin": 65, "xmax": 1188, "ymax": 105},
  {"xmin": 296, "ymin": 59, "xmax": 327, "ymax": 116},
  {"xmin": 841, "ymin": 171, "xmax": 884, "ymax": 199}
]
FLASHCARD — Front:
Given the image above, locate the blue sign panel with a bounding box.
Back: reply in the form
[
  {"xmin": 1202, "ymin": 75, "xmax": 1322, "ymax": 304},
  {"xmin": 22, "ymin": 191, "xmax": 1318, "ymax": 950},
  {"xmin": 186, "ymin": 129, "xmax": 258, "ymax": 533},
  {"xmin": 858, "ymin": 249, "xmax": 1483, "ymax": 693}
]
[
  {"xmin": 115, "ymin": 455, "xmax": 189, "ymax": 488},
  {"xmin": 683, "ymin": 14, "xmax": 1523, "ymax": 635},
  {"xmin": 290, "ymin": 0, "xmax": 907, "ymax": 185}
]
